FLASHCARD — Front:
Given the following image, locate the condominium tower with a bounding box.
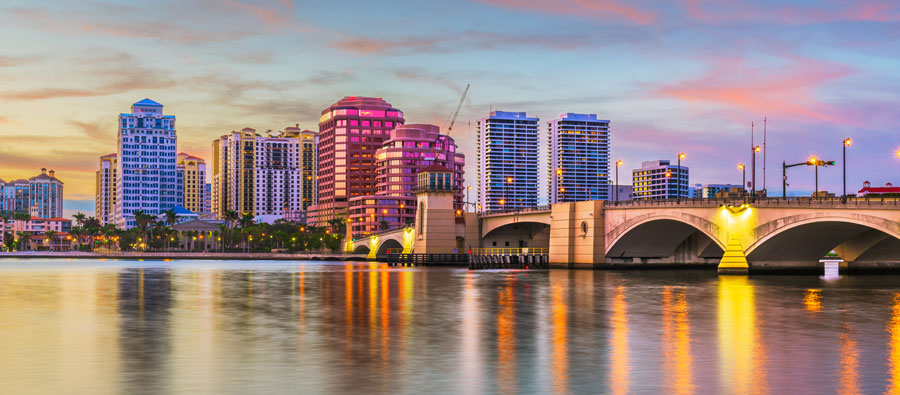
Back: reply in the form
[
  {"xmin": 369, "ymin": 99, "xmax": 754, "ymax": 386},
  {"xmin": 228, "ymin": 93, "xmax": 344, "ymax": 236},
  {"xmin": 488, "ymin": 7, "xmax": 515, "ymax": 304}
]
[
  {"xmin": 115, "ymin": 98, "xmax": 178, "ymax": 228},
  {"xmin": 347, "ymin": 124, "xmax": 464, "ymax": 236},
  {"xmin": 632, "ymin": 160, "xmax": 690, "ymax": 200},
  {"xmin": 283, "ymin": 124, "xmax": 318, "ymax": 210},
  {"xmin": 0, "ymin": 168, "xmax": 64, "ymax": 218},
  {"xmin": 548, "ymin": 113, "xmax": 610, "ymax": 203},
  {"xmin": 211, "ymin": 128, "xmax": 303, "ymax": 221},
  {"xmin": 308, "ymin": 97, "xmax": 404, "ymax": 226},
  {"xmin": 95, "ymin": 153, "xmax": 117, "ymax": 224},
  {"xmin": 477, "ymin": 111, "xmax": 539, "ymax": 211},
  {"xmin": 176, "ymin": 153, "xmax": 207, "ymax": 214}
]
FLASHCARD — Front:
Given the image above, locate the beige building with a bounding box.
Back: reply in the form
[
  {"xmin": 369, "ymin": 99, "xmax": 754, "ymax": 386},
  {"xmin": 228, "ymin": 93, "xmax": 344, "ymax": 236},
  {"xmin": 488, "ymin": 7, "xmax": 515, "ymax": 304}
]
[
  {"xmin": 211, "ymin": 127, "xmax": 307, "ymax": 221},
  {"xmin": 177, "ymin": 153, "xmax": 207, "ymax": 214},
  {"xmin": 95, "ymin": 154, "xmax": 118, "ymax": 225},
  {"xmin": 283, "ymin": 124, "xmax": 318, "ymax": 211}
]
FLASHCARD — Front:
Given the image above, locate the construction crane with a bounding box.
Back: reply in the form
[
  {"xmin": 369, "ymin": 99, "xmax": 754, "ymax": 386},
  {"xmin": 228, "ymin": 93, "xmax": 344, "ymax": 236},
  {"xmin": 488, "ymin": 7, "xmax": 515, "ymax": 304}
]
[{"xmin": 426, "ymin": 83, "xmax": 469, "ymax": 161}]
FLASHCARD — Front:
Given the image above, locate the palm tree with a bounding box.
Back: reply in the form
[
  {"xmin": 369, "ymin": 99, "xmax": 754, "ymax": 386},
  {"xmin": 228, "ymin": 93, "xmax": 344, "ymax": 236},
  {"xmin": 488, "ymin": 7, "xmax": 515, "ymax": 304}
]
[
  {"xmin": 15, "ymin": 231, "xmax": 30, "ymax": 251},
  {"xmin": 73, "ymin": 212, "xmax": 87, "ymax": 228},
  {"xmin": 13, "ymin": 212, "xmax": 31, "ymax": 222},
  {"xmin": 68, "ymin": 227, "xmax": 83, "ymax": 251},
  {"xmin": 327, "ymin": 217, "xmax": 346, "ymax": 235},
  {"xmin": 163, "ymin": 208, "xmax": 178, "ymax": 227},
  {"xmin": 44, "ymin": 230, "xmax": 58, "ymax": 251},
  {"xmin": 239, "ymin": 213, "xmax": 255, "ymax": 229}
]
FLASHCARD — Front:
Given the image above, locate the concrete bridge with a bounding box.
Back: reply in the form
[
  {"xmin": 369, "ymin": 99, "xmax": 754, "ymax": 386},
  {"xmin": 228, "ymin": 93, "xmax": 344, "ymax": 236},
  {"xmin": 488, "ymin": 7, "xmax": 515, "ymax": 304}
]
[{"xmin": 351, "ymin": 196, "xmax": 900, "ymax": 273}]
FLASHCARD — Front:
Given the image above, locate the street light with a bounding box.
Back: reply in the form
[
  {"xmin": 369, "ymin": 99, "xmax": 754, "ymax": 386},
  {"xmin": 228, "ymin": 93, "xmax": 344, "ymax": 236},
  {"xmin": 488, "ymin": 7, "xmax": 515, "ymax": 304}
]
[
  {"xmin": 752, "ymin": 145, "xmax": 761, "ymax": 199},
  {"xmin": 615, "ymin": 160, "xmax": 623, "ymax": 203},
  {"xmin": 506, "ymin": 177, "xmax": 513, "ymax": 210},
  {"xmin": 556, "ymin": 168, "xmax": 563, "ymax": 203},
  {"xmin": 809, "ymin": 156, "xmax": 822, "ymax": 196},
  {"xmin": 466, "ymin": 185, "xmax": 472, "ymax": 212},
  {"xmin": 843, "ymin": 138, "xmax": 852, "ymax": 202},
  {"xmin": 677, "ymin": 153, "xmax": 685, "ymax": 202},
  {"xmin": 738, "ymin": 163, "xmax": 746, "ymax": 196}
]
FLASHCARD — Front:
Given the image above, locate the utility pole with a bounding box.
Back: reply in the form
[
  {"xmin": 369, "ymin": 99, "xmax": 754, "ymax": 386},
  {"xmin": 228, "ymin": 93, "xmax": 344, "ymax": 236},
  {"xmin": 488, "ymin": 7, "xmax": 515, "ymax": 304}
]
[{"xmin": 763, "ymin": 117, "xmax": 767, "ymax": 194}]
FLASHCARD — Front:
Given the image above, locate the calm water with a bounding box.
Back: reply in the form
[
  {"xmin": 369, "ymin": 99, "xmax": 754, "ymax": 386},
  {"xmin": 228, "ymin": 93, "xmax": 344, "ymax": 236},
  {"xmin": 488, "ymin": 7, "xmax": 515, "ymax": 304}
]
[{"xmin": 0, "ymin": 259, "xmax": 899, "ymax": 394}]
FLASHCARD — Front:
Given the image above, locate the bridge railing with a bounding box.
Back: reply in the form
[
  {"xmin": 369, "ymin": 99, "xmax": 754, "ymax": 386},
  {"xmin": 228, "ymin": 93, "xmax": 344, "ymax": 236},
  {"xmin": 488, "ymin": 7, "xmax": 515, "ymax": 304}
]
[
  {"xmin": 479, "ymin": 205, "xmax": 552, "ymax": 217},
  {"xmin": 608, "ymin": 196, "xmax": 900, "ymax": 207},
  {"xmin": 471, "ymin": 247, "xmax": 549, "ymax": 255}
]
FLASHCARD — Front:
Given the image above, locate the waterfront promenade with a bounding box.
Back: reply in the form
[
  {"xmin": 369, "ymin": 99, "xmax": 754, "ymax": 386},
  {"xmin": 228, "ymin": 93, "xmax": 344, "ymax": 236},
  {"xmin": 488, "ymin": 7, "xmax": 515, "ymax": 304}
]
[{"xmin": 0, "ymin": 251, "xmax": 368, "ymax": 261}]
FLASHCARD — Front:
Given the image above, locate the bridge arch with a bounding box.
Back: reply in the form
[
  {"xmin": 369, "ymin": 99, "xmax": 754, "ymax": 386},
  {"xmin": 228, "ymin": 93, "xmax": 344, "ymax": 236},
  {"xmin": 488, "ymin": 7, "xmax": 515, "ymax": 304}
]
[
  {"xmin": 375, "ymin": 238, "xmax": 404, "ymax": 256},
  {"xmin": 746, "ymin": 214, "xmax": 900, "ymax": 263},
  {"xmin": 604, "ymin": 214, "xmax": 725, "ymax": 262},
  {"xmin": 353, "ymin": 245, "xmax": 370, "ymax": 254},
  {"xmin": 482, "ymin": 221, "xmax": 550, "ymax": 249}
]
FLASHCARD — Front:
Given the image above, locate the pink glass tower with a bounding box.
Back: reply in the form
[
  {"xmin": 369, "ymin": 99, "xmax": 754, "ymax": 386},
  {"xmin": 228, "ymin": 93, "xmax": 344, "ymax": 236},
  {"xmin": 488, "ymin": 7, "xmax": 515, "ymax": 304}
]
[
  {"xmin": 307, "ymin": 97, "xmax": 405, "ymax": 226},
  {"xmin": 348, "ymin": 124, "xmax": 464, "ymax": 236}
]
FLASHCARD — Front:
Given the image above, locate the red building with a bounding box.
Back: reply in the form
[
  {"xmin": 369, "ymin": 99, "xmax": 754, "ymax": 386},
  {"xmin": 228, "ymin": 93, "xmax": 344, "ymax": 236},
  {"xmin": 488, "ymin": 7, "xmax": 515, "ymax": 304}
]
[
  {"xmin": 307, "ymin": 97, "xmax": 405, "ymax": 227},
  {"xmin": 348, "ymin": 124, "xmax": 464, "ymax": 236},
  {"xmin": 858, "ymin": 181, "xmax": 900, "ymax": 196}
]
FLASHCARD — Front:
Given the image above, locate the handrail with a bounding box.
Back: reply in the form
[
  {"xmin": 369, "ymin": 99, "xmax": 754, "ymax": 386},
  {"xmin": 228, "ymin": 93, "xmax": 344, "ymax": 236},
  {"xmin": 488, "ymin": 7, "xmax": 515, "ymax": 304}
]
[
  {"xmin": 471, "ymin": 247, "xmax": 549, "ymax": 255},
  {"xmin": 474, "ymin": 197, "xmax": 900, "ymax": 214}
]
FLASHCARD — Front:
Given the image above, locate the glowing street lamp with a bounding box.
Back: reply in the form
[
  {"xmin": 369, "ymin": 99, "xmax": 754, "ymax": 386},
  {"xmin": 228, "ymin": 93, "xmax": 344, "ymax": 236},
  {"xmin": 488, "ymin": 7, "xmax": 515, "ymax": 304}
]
[
  {"xmin": 677, "ymin": 153, "xmax": 686, "ymax": 202},
  {"xmin": 738, "ymin": 163, "xmax": 746, "ymax": 196},
  {"xmin": 843, "ymin": 138, "xmax": 852, "ymax": 202},
  {"xmin": 751, "ymin": 145, "xmax": 761, "ymax": 199}
]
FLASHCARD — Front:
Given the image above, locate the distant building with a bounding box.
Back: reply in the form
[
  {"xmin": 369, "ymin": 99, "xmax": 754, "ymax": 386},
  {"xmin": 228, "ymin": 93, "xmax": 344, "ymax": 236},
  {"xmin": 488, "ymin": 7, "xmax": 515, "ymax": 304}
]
[
  {"xmin": 283, "ymin": 125, "xmax": 319, "ymax": 211},
  {"xmin": 632, "ymin": 160, "xmax": 689, "ymax": 200},
  {"xmin": 347, "ymin": 124, "xmax": 464, "ymax": 236},
  {"xmin": 477, "ymin": 111, "xmax": 539, "ymax": 211},
  {"xmin": 548, "ymin": 113, "xmax": 610, "ymax": 203},
  {"xmin": 95, "ymin": 154, "xmax": 117, "ymax": 225},
  {"xmin": 202, "ymin": 183, "xmax": 212, "ymax": 214},
  {"xmin": 0, "ymin": 217, "xmax": 72, "ymax": 251},
  {"xmin": 692, "ymin": 183, "xmax": 742, "ymax": 198},
  {"xmin": 116, "ymin": 98, "xmax": 178, "ymax": 228},
  {"xmin": 858, "ymin": 181, "xmax": 900, "ymax": 196},
  {"xmin": 308, "ymin": 97, "xmax": 405, "ymax": 227},
  {"xmin": 211, "ymin": 127, "xmax": 303, "ymax": 221},
  {"xmin": 0, "ymin": 168, "xmax": 63, "ymax": 218},
  {"xmin": 608, "ymin": 184, "xmax": 633, "ymax": 201},
  {"xmin": 176, "ymin": 153, "xmax": 207, "ymax": 214}
]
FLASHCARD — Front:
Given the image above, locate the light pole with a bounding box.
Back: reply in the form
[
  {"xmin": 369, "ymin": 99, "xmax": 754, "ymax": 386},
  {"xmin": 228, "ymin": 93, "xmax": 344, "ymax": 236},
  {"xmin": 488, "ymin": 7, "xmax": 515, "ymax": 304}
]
[
  {"xmin": 843, "ymin": 138, "xmax": 852, "ymax": 202},
  {"xmin": 677, "ymin": 153, "xmax": 685, "ymax": 202},
  {"xmin": 665, "ymin": 169, "xmax": 672, "ymax": 200},
  {"xmin": 556, "ymin": 168, "xmax": 563, "ymax": 203},
  {"xmin": 616, "ymin": 160, "xmax": 623, "ymax": 204},
  {"xmin": 466, "ymin": 185, "xmax": 472, "ymax": 212},
  {"xmin": 751, "ymin": 145, "xmax": 760, "ymax": 200},
  {"xmin": 738, "ymin": 163, "xmax": 746, "ymax": 196},
  {"xmin": 506, "ymin": 176, "xmax": 513, "ymax": 211}
]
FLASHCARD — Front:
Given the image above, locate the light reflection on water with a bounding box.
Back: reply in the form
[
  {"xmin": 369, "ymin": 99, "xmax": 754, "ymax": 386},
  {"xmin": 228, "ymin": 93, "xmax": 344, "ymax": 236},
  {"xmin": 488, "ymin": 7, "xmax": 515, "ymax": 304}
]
[{"xmin": 1, "ymin": 259, "xmax": 900, "ymax": 394}]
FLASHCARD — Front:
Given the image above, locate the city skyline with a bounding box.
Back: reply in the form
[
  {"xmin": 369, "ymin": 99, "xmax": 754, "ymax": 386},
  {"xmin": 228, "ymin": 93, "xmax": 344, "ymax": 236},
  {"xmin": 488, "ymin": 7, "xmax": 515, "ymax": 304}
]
[{"xmin": 1, "ymin": 0, "xmax": 900, "ymax": 218}]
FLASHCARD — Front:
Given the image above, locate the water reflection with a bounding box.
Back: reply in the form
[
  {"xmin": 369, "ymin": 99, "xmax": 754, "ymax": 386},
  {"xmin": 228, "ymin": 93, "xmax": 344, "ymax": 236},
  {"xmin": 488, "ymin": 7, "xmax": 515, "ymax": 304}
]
[
  {"xmin": 610, "ymin": 284, "xmax": 630, "ymax": 395},
  {"xmin": 888, "ymin": 293, "xmax": 900, "ymax": 394},
  {"xmin": 662, "ymin": 287, "xmax": 694, "ymax": 395},
  {"xmin": 718, "ymin": 276, "xmax": 768, "ymax": 394},
  {"xmin": 3, "ymin": 261, "xmax": 900, "ymax": 393}
]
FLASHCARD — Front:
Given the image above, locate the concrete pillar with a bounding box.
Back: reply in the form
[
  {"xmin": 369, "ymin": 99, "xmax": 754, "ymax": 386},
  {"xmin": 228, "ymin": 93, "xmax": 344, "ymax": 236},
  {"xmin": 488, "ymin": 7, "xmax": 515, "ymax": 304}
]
[{"xmin": 549, "ymin": 202, "xmax": 576, "ymax": 268}]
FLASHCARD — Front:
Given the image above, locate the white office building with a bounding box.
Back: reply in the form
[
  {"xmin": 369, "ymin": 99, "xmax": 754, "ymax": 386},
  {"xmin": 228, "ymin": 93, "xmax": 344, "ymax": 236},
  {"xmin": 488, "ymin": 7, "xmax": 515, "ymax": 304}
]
[
  {"xmin": 548, "ymin": 113, "xmax": 610, "ymax": 203},
  {"xmin": 477, "ymin": 111, "xmax": 539, "ymax": 211},
  {"xmin": 115, "ymin": 99, "xmax": 178, "ymax": 228},
  {"xmin": 632, "ymin": 160, "xmax": 690, "ymax": 200}
]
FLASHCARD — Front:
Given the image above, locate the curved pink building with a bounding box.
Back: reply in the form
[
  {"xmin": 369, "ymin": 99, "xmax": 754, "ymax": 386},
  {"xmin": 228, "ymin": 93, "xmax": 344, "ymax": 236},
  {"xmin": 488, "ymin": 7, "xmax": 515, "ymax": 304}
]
[
  {"xmin": 307, "ymin": 97, "xmax": 405, "ymax": 227},
  {"xmin": 348, "ymin": 124, "xmax": 465, "ymax": 236}
]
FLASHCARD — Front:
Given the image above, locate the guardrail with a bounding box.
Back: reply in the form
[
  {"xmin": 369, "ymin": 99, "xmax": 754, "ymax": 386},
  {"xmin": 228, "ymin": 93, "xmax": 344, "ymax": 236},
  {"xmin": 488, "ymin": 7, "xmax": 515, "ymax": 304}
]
[
  {"xmin": 479, "ymin": 205, "xmax": 552, "ymax": 217},
  {"xmin": 607, "ymin": 196, "xmax": 900, "ymax": 208},
  {"xmin": 471, "ymin": 247, "xmax": 549, "ymax": 255}
]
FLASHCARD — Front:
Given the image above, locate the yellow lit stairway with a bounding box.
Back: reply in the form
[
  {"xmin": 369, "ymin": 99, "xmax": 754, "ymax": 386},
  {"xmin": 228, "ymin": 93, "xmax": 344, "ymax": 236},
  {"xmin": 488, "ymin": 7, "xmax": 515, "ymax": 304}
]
[{"xmin": 718, "ymin": 234, "xmax": 749, "ymax": 274}]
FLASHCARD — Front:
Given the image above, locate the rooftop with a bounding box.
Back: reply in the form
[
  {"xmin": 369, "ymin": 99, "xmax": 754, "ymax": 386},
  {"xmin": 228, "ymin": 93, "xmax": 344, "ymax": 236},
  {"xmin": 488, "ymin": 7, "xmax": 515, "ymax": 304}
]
[{"xmin": 133, "ymin": 98, "xmax": 163, "ymax": 107}]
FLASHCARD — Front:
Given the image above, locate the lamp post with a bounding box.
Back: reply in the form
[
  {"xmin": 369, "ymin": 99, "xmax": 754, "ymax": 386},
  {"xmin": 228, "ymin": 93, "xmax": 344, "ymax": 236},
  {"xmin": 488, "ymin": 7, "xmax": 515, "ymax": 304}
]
[
  {"xmin": 615, "ymin": 160, "xmax": 623, "ymax": 204},
  {"xmin": 809, "ymin": 156, "xmax": 820, "ymax": 197},
  {"xmin": 677, "ymin": 153, "xmax": 685, "ymax": 202},
  {"xmin": 751, "ymin": 145, "xmax": 760, "ymax": 200},
  {"xmin": 665, "ymin": 169, "xmax": 672, "ymax": 200},
  {"xmin": 738, "ymin": 163, "xmax": 746, "ymax": 196},
  {"xmin": 506, "ymin": 176, "xmax": 513, "ymax": 211},
  {"xmin": 556, "ymin": 168, "xmax": 563, "ymax": 203},
  {"xmin": 843, "ymin": 138, "xmax": 852, "ymax": 202},
  {"xmin": 466, "ymin": 185, "xmax": 472, "ymax": 212}
]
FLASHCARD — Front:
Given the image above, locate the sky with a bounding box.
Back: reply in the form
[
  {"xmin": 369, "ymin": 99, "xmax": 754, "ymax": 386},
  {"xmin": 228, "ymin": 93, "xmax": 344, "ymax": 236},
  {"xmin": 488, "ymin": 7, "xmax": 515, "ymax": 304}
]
[{"xmin": 1, "ymin": 0, "xmax": 899, "ymax": 217}]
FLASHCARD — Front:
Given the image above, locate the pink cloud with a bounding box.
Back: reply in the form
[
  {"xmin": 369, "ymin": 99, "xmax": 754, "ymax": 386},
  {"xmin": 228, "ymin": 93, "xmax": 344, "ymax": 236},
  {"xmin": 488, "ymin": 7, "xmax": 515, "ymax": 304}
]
[
  {"xmin": 684, "ymin": 0, "xmax": 900, "ymax": 24},
  {"xmin": 476, "ymin": 0, "xmax": 658, "ymax": 25},
  {"xmin": 655, "ymin": 55, "xmax": 854, "ymax": 123}
]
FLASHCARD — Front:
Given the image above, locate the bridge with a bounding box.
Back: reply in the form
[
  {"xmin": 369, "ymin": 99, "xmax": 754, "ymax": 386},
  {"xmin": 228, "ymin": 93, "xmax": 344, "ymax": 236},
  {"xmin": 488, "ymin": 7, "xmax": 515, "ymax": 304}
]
[{"xmin": 350, "ymin": 195, "xmax": 900, "ymax": 273}]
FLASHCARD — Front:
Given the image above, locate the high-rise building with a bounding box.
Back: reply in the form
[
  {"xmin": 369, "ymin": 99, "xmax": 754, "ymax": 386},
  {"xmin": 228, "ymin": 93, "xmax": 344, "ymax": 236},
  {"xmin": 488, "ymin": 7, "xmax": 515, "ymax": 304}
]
[
  {"xmin": 0, "ymin": 169, "xmax": 63, "ymax": 218},
  {"xmin": 202, "ymin": 183, "xmax": 212, "ymax": 214},
  {"xmin": 283, "ymin": 124, "xmax": 318, "ymax": 211},
  {"xmin": 632, "ymin": 160, "xmax": 690, "ymax": 200},
  {"xmin": 692, "ymin": 183, "xmax": 742, "ymax": 198},
  {"xmin": 115, "ymin": 98, "xmax": 178, "ymax": 228},
  {"xmin": 548, "ymin": 113, "xmax": 610, "ymax": 203},
  {"xmin": 95, "ymin": 153, "xmax": 117, "ymax": 224},
  {"xmin": 176, "ymin": 153, "xmax": 207, "ymax": 214},
  {"xmin": 477, "ymin": 111, "xmax": 539, "ymax": 211},
  {"xmin": 211, "ymin": 128, "xmax": 303, "ymax": 221},
  {"xmin": 308, "ymin": 97, "xmax": 405, "ymax": 226},
  {"xmin": 347, "ymin": 124, "xmax": 465, "ymax": 236}
]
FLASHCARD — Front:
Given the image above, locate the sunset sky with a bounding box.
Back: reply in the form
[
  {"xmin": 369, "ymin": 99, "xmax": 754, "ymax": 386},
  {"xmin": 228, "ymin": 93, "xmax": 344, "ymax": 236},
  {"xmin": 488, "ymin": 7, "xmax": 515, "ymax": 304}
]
[{"xmin": 1, "ymin": 0, "xmax": 899, "ymax": 216}]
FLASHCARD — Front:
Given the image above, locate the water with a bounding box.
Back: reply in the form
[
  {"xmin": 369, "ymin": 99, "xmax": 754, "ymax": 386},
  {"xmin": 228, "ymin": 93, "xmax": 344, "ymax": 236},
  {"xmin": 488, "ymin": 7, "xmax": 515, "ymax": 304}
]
[{"xmin": 0, "ymin": 259, "xmax": 898, "ymax": 394}]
